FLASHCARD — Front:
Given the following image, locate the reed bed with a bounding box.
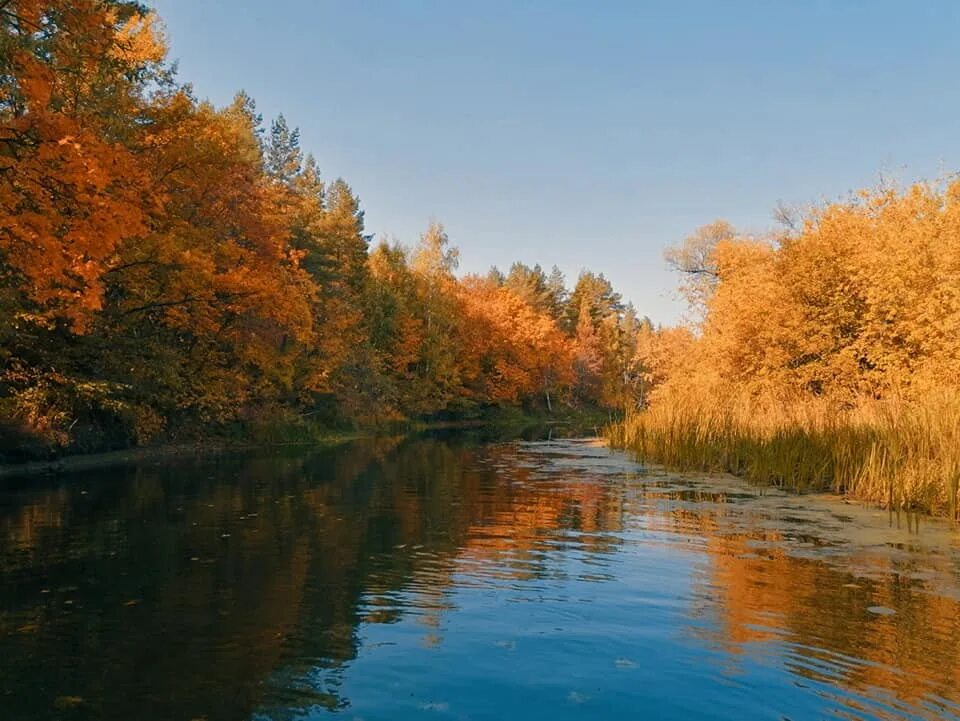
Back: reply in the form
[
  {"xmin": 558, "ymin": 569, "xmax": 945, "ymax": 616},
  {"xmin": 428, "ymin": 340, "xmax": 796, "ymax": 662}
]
[{"xmin": 608, "ymin": 391, "xmax": 960, "ymax": 518}]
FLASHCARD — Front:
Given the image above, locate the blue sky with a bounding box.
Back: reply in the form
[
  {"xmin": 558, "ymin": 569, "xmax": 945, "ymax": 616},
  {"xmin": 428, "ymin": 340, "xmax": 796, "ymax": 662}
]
[{"xmin": 151, "ymin": 0, "xmax": 960, "ymax": 324}]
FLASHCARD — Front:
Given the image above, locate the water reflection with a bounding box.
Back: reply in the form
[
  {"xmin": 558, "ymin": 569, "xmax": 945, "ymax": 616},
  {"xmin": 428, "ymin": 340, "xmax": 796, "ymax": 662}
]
[{"xmin": 1, "ymin": 435, "xmax": 958, "ymax": 720}]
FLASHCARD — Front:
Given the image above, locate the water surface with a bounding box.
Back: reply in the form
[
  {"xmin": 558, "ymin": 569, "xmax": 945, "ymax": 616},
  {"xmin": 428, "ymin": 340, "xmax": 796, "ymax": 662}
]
[{"xmin": 2, "ymin": 434, "xmax": 959, "ymax": 720}]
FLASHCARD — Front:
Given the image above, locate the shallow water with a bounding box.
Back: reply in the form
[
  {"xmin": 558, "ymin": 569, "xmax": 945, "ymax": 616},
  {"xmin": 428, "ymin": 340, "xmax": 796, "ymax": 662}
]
[{"xmin": 1, "ymin": 434, "xmax": 959, "ymax": 721}]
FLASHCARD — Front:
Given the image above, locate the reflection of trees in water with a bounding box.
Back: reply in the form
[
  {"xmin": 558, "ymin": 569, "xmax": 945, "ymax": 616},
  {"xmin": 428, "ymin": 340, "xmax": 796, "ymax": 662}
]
[
  {"xmin": 5, "ymin": 438, "xmax": 955, "ymax": 721},
  {"xmin": 0, "ymin": 437, "xmax": 628, "ymax": 721},
  {"xmin": 605, "ymin": 481, "xmax": 960, "ymax": 716},
  {"xmin": 684, "ymin": 523, "xmax": 960, "ymax": 717}
]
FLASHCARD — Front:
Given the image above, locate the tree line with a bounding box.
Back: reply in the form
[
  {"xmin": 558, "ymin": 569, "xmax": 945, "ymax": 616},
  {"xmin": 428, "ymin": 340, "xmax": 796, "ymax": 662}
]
[
  {"xmin": 621, "ymin": 182, "xmax": 960, "ymax": 516},
  {"xmin": 644, "ymin": 188, "xmax": 960, "ymax": 404},
  {"xmin": 0, "ymin": 1, "xmax": 648, "ymax": 457}
]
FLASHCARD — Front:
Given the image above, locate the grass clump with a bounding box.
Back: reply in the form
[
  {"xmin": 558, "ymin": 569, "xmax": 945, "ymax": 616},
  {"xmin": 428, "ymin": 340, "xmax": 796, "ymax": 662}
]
[{"xmin": 609, "ymin": 390, "xmax": 960, "ymax": 518}]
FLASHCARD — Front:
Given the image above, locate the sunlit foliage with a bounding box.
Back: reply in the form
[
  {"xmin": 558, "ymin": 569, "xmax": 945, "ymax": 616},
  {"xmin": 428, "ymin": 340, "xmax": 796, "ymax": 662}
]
[
  {"xmin": 617, "ymin": 183, "xmax": 960, "ymax": 517},
  {"xmin": 0, "ymin": 1, "xmax": 640, "ymax": 456}
]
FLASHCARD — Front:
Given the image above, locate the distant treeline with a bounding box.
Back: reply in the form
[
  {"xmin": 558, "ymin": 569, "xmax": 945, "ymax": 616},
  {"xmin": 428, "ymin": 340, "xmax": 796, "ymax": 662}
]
[{"xmin": 0, "ymin": 1, "xmax": 647, "ymax": 458}]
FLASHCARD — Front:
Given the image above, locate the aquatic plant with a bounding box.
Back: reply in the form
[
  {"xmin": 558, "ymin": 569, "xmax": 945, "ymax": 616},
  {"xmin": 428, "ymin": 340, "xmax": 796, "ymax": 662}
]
[{"xmin": 609, "ymin": 390, "xmax": 960, "ymax": 518}]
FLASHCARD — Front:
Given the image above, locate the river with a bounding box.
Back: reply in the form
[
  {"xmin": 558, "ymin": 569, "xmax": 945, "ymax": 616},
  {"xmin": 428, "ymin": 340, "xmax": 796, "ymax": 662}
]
[{"xmin": 1, "ymin": 432, "xmax": 958, "ymax": 720}]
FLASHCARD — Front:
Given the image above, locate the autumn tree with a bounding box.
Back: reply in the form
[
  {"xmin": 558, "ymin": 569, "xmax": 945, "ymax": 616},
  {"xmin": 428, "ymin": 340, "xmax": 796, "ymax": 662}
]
[
  {"xmin": 0, "ymin": 0, "xmax": 165, "ymax": 331},
  {"xmin": 0, "ymin": 1, "xmax": 643, "ymax": 455},
  {"xmin": 457, "ymin": 277, "xmax": 574, "ymax": 409},
  {"xmin": 365, "ymin": 240, "xmax": 424, "ymax": 417},
  {"xmin": 1, "ymin": 1, "xmax": 167, "ymax": 449},
  {"xmin": 664, "ymin": 219, "xmax": 735, "ymax": 318},
  {"xmin": 654, "ymin": 182, "xmax": 960, "ymax": 409},
  {"xmin": 98, "ymin": 92, "xmax": 315, "ymax": 430},
  {"xmin": 407, "ymin": 222, "xmax": 463, "ymax": 413}
]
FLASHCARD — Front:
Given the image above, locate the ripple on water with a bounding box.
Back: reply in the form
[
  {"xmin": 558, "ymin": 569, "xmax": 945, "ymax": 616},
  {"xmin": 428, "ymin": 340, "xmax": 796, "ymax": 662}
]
[{"xmin": 1, "ymin": 436, "xmax": 959, "ymax": 721}]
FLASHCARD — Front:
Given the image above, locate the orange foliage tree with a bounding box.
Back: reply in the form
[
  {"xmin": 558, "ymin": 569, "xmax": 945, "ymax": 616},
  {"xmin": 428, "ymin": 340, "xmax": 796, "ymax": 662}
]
[
  {"xmin": 649, "ymin": 183, "xmax": 960, "ymax": 407},
  {"xmin": 0, "ymin": 1, "xmax": 640, "ymax": 456},
  {"xmin": 457, "ymin": 277, "xmax": 574, "ymax": 408}
]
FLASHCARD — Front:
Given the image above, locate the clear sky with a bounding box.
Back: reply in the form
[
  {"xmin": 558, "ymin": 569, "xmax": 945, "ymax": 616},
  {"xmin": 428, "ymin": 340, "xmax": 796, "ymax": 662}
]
[{"xmin": 151, "ymin": 0, "xmax": 960, "ymax": 325}]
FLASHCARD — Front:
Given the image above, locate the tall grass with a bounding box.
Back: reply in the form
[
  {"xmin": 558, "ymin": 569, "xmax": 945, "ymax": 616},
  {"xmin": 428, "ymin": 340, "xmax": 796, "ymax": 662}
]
[{"xmin": 608, "ymin": 391, "xmax": 960, "ymax": 518}]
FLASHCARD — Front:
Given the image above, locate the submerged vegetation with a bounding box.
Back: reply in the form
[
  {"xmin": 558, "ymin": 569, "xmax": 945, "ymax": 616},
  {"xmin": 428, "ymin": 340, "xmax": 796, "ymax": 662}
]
[
  {"xmin": 0, "ymin": 1, "xmax": 645, "ymax": 460},
  {"xmin": 612, "ymin": 184, "xmax": 960, "ymax": 518}
]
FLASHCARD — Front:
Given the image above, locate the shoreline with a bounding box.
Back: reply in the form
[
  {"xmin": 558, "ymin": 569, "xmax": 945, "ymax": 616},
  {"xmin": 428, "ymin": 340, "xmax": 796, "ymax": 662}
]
[
  {"xmin": 0, "ymin": 443, "xmax": 229, "ymax": 479},
  {"xmin": 0, "ymin": 434, "xmax": 364, "ymax": 481},
  {"xmin": 610, "ymin": 443, "xmax": 960, "ymax": 524},
  {"xmin": 0, "ymin": 411, "xmax": 609, "ymax": 482}
]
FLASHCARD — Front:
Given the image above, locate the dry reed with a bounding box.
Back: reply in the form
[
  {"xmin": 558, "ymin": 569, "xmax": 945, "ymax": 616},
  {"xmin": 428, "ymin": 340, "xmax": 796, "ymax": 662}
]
[{"xmin": 608, "ymin": 390, "xmax": 960, "ymax": 518}]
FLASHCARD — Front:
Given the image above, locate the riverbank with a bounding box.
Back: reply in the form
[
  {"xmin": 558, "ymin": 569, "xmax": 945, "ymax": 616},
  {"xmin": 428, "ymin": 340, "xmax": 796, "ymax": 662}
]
[
  {"xmin": 0, "ymin": 442, "xmax": 231, "ymax": 480},
  {"xmin": 0, "ymin": 406, "xmax": 610, "ymax": 480},
  {"xmin": 0, "ymin": 433, "xmax": 366, "ymax": 481},
  {"xmin": 607, "ymin": 394, "xmax": 960, "ymax": 521}
]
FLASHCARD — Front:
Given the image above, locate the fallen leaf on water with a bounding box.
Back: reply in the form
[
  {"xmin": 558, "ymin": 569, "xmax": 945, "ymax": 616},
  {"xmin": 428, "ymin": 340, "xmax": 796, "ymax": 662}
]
[
  {"xmin": 419, "ymin": 701, "xmax": 449, "ymax": 712},
  {"xmin": 53, "ymin": 696, "xmax": 84, "ymax": 710}
]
